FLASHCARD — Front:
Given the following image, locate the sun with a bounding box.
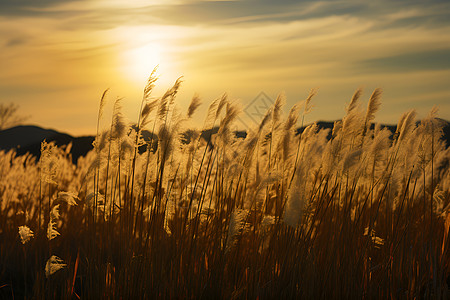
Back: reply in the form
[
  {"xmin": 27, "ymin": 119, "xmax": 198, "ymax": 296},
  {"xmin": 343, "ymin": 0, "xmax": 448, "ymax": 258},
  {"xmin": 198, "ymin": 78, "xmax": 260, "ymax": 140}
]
[
  {"xmin": 121, "ymin": 42, "xmax": 164, "ymax": 85},
  {"xmin": 114, "ymin": 25, "xmax": 178, "ymax": 88}
]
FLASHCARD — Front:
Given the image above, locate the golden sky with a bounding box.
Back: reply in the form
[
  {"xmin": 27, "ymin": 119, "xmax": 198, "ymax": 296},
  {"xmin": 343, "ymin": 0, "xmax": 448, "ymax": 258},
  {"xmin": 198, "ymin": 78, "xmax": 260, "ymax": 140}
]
[{"xmin": 1, "ymin": 0, "xmax": 450, "ymax": 135}]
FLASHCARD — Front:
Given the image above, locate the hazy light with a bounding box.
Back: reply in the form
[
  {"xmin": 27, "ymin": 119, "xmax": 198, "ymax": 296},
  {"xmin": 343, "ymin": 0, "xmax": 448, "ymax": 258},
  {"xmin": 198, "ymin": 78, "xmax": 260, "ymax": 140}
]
[{"xmin": 122, "ymin": 43, "xmax": 163, "ymax": 84}]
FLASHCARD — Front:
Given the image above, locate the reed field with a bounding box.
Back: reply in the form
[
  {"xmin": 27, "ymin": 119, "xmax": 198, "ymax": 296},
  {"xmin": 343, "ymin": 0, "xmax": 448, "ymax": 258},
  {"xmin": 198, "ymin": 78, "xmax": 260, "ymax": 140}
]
[{"xmin": 1, "ymin": 75, "xmax": 449, "ymax": 299}]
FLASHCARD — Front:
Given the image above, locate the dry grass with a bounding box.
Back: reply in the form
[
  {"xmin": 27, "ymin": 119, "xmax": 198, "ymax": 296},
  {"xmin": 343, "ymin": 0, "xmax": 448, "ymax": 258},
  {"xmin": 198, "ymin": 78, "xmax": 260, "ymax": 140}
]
[{"xmin": 1, "ymin": 76, "xmax": 449, "ymax": 299}]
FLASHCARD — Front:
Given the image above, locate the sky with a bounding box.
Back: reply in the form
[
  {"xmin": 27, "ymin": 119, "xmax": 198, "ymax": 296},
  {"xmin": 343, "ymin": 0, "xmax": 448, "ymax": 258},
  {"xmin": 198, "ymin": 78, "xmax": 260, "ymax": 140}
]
[{"xmin": 1, "ymin": 0, "xmax": 450, "ymax": 136}]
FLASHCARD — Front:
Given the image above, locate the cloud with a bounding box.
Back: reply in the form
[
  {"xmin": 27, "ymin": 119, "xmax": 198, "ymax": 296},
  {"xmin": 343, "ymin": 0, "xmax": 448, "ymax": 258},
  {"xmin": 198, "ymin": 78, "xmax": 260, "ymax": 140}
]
[
  {"xmin": 4, "ymin": 37, "xmax": 27, "ymax": 47},
  {"xmin": 361, "ymin": 49, "xmax": 450, "ymax": 72},
  {"xmin": 1, "ymin": 0, "xmax": 449, "ymax": 134},
  {"xmin": 2, "ymin": 0, "xmax": 450, "ymax": 31},
  {"xmin": 0, "ymin": 0, "xmax": 78, "ymax": 16}
]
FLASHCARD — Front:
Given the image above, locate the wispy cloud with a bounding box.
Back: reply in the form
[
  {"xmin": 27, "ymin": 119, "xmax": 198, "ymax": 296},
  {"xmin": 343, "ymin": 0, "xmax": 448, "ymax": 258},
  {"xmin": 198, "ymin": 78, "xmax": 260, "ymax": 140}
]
[
  {"xmin": 0, "ymin": 0, "xmax": 449, "ymax": 134},
  {"xmin": 361, "ymin": 49, "xmax": 450, "ymax": 72}
]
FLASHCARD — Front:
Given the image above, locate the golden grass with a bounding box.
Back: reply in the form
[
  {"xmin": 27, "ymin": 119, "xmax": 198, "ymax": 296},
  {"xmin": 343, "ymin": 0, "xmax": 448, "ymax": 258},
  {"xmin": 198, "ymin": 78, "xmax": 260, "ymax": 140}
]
[{"xmin": 0, "ymin": 75, "xmax": 449, "ymax": 299}]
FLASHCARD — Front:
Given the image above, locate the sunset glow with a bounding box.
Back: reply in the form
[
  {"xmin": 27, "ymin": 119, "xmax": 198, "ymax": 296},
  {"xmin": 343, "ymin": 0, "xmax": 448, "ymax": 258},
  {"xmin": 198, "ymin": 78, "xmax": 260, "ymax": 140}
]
[
  {"xmin": 0, "ymin": 1, "xmax": 449, "ymax": 135},
  {"xmin": 1, "ymin": 2, "xmax": 449, "ymax": 298},
  {"xmin": 123, "ymin": 43, "xmax": 164, "ymax": 82}
]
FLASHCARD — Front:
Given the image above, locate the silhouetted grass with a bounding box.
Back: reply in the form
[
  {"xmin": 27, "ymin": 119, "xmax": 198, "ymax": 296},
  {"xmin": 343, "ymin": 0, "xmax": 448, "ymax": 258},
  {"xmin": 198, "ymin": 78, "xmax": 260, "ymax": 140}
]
[{"xmin": 0, "ymin": 77, "xmax": 449, "ymax": 299}]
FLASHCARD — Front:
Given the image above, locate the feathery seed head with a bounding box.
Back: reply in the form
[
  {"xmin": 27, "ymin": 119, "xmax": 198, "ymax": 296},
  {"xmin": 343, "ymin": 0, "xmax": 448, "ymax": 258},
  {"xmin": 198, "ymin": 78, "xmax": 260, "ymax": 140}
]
[
  {"xmin": 18, "ymin": 225, "xmax": 34, "ymax": 244},
  {"xmin": 284, "ymin": 183, "xmax": 306, "ymax": 227},
  {"xmin": 204, "ymin": 97, "xmax": 219, "ymax": 128},
  {"xmin": 332, "ymin": 120, "xmax": 343, "ymax": 138},
  {"xmin": 218, "ymin": 102, "xmax": 241, "ymax": 143},
  {"xmin": 157, "ymin": 96, "xmax": 169, "ymax": 120},
  {"xmin": 304, "ymin": 88, "xmax": 317, "ymax": 115},
  {"xmin": 111, "ymin": 99, "xmax": 128, "ymax": 140},
  {"xmin": 369, "ymin": 129, "xmax": 390, "ymax": 159},
  {"xmin": 225, "ymin": 209, "xmax": 248, "ymax": 252},
  {"xmin": 98, "ymin": 89, "xmax": 109, "ymax": 121},
  {"xmin": 39, "ymin": 140, "xmax": 58, "ymax": 185},
  {"xmin": 342, "ymin": 110, "xmax": 363, "ymax": 136},
  {"xmin": 364, "ymin": 88, "xmax": 382, "ymax": 124},
  {"xmin": 216, "ymin": 93, "xmax": 228, "ymax": 119},
  {"xmin": 143, "ymin": 67, "xmax": 159, "ymax": 100},
  {"xmin": 258, "ymin": 107, "xmax": 272, "ymax": 133},
  {"xmin": 50, "ymin": 204, "xmax": 60, "ymax": 220},
  {"xmin": 398, "ymin": 109, "xmax": 416, "ymax": 142},
  {"xmin": 157, "ymin": 78, "xmax": 183, "ymax": 119},
  {"xmin": 187, "ymin": 94, "xmax": 202, "ymax": 118},
  {"xmin": 57, "ymin": 191, "xmax": 79, "ymax": 206},
  {"xmin": 346, "ymin": 88, "xmax": 362, "ymax": 114},
  {"xmin": 169, "ymin": 77, "xmax": 183, "ymax": 104},
  {"xmin": 285, "ymin": 104, "xmax": 301, "ymax": 131},
  {"xmin": 93, "ymin": 130, "xmax": 109, "ymax": 152},
  {"xmin": 272, "ymin": 93, "xmax": 285, "ymax": 125},
  {"xmin": 140, "ymin": 99, "xmax": 158, "ymax": 128},
  {"xmin": 343, "ymin": 149, "xmax": 362, "ymax": 173},
  {"xmin": 45, "ymin": 256, "xmax": 67, "ymax": 278},
  {"xmin": 428, "ymin": 105, "xmax": 439, "ymax": 119},
  {"xmin": 396, "ymin": 111, "xmax": 408, "ymax": 135},
  {"xmin": 47, "ymin": 220, "xmax": 60, "ymax": 240}
]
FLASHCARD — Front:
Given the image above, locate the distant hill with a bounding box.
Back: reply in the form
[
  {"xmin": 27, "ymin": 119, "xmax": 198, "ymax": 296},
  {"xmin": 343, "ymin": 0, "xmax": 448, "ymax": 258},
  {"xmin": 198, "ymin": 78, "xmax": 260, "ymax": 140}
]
[
  {"xmin": 0, "ymin": 125, "xmax": 94, "ymax": 164},
  {"xmin": 0, "ymin": 120, "xmax": 449, "ymax": 164},
  {"xmin": 296, "ymin": 120, "xmax": 449, "ymax": 147},
  {"xmin": 296, "ymin": 121, "xmax": 398, "ymax": 141}
]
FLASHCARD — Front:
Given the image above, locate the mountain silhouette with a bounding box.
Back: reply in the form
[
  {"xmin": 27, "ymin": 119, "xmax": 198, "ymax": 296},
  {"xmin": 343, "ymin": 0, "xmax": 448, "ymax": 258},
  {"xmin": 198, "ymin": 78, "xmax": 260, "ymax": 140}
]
[
  {"xmin": 0, "ymin": 120, "xmax": 449, "ymax": 164},
  {"xmin": 0, "ymin": 125, "xmax": 94, "ymax": 164}
]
